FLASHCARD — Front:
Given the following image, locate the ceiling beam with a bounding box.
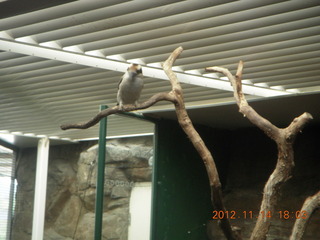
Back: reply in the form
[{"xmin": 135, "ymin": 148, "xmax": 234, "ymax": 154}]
[{"xmin": 0, "ymin": 38, "xmax": 292, "ymax": 97}]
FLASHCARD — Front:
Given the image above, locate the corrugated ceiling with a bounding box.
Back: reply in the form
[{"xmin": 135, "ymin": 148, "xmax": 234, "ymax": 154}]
[{"xmin": 0, "ymin": 1, "xmax": 319, "ymax": 143}]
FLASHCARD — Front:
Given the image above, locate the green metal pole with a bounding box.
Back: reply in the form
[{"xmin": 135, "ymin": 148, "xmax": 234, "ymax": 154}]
[
  {"xmin": 150, "ymin": 124, "xmax": 159, "ymax": 240},
  {"xmin": 94, "ymin": 105, "xmax": 108, "ymax": 240}
]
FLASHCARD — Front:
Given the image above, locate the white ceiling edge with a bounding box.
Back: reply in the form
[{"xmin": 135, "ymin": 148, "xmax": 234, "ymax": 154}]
[
  {"xmin": 0, "ymin": 38, "xmax": 292, "ymax": 98},
  {"xmin": 78, "ymin": 132, "xmax": 154, "ymax": 142},
  {"xmin": 0, "ymin": 127, "xmax": 155, "ymax": 148},
  {"xmin": 0, "ymin": 131, "xmax": 78, "ymax": 148}
]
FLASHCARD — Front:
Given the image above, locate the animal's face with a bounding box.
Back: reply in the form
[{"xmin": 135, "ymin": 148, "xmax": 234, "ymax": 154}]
[{"xmin": 128, "ymin": 64, "xmax": 142, "ymax": 75}]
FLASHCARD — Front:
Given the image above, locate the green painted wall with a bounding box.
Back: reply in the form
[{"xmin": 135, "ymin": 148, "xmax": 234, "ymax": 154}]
[
  {"xmin": 151, "ymin": 119, "xmax": 231, "ymax": 240},
  {"xmin": 150, "ymin": 118, "xmax": 320, "ymax": 239}
]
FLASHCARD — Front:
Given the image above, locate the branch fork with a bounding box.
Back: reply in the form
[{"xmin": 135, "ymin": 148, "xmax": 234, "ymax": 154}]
[{"xmin": 206, "ymin": 61, "xmax": 313, "ymax": 240}]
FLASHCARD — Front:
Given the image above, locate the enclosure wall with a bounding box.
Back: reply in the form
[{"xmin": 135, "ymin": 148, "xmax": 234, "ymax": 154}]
[{"xmin": 151, "ymin": 119, "xmax": 231, "ymax": 240}]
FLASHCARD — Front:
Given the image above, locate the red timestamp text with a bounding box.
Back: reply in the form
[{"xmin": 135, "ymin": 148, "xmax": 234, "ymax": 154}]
[
  {"xmin": 278, "ymin": 210, "xmax": 308, "ymax": 220},
  {"xmin": 212, "ymin": 210, "xmax": 269, "ymax": 220},
  {"xmin": 212, "ymin": 210, "xmax": 255, "ymax": 220},
  {"xmin": 212, "ymin": 210, "xmax": 308, "ymax": 220}
]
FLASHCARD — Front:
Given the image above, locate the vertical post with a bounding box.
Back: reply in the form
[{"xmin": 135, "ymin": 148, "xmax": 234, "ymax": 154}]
[
  {"xmin": 7, "ymin": 151, "xmax": 15, "ymax": 240},
  {"xmin": 94, "ymin": 105, "xmax": 107, "ymax": 240},
  {"xmin": 150, "ymin": 125, "xmax": 159, "ymax": 240},
  {"xmin": 32, "ymin": 137, "xmax": 50, "ymax": 240}
]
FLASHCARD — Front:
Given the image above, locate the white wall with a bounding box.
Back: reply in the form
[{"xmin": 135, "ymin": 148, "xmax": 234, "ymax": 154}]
[{"xmin": 128, "ymin": 182, "xmax": 152, "ymax": 240}]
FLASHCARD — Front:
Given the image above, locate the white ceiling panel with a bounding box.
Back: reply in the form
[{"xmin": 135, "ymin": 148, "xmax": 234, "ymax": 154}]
[{"xmin": 0, "ymin": 1, "xmax": 319, "ymax": 145}]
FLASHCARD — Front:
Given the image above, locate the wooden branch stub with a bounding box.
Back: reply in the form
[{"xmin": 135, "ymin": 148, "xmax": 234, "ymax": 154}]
[
  {"xmin": 163, "ymin": 46, "xmax": 184, "ymax": 101},
  {"xmin": 162, "ymin": 46, "xmax": 183, "ymax": 70},
  {"xmin": 205, "ymin": 65, "xmax": 243, "ymax": 106},
  {"xmin": 235, "ymin": 61, "xmax": 244, "ymax": 102},
  {"xmin": 285, "ymin": 112, "xmax": 313, "ymax": 143},
  {"xmin": 235, "ymin": 60, "xmax": 244, "ymax": 82}
]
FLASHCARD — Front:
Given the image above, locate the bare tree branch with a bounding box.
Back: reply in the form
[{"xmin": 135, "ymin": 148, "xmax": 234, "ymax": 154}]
[
  {"xmin": 206, "ymin": 63, "xmax": 279, "ymax": 141},
  {"xmin": 60, "ymin": 92, "xmax": 175, "ymax": 130},
  {"xmin": 206, "ymin": 62, "xmax": 313, "ymax": 240},
  {"xmin": 164, "ymin": 47, "xmax": 241, "ymax": 240},
  {"xmin": 290, "ymin": 191, "xmax": 320, "ymax": 240}
]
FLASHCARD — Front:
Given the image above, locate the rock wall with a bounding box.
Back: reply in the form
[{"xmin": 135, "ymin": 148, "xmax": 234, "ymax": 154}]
[{"xmin": 12, "ymin": 136, "xmax": 153, "ymax": 240}]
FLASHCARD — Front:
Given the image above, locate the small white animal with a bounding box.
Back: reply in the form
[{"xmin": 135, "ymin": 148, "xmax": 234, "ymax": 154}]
[{"xmin": 117, "ymin": 64, "xmax": 143, "ymax": 109}]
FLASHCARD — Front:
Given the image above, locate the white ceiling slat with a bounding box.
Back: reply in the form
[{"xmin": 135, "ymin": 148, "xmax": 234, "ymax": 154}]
[
  {"xmin": 232, "ymin": 49, "xmax": 320, "ymax": 76},
  {"xmin": 15, "ymin": 67, "xmax": 115, "ymax": 85},
  {"xmin": 22, "ymin": 69, "xmax": 113, "ymax": 86},
  {"xmin": 178, "ymin": 42, "xmax": 320, "ymax": 78},
  {"xmin": 245, "ymin": 63, "xmax": 320, "ymax": 82},
  {"xmin": 0, "ymin": 53, "xmax": 43, "ymax": 65},
  {"xmin": 245, "ymin": 56, "xmax": 320, "ymax": 74},
  {"xmin": 0, "ymin": 58, "xmax": 66, "ymax": 76},
  {"xmin": 0, "ymin": 1, "xmax": 319, "ymax": 143},
  {"xmin": 245, "ymin": 51, "xmax": 319, "ymax": 82},
  {"xmin": 0, "ymin": 38, "xmax": 290, "ymax": 98},
  {"xmin": 275, "ymin": 76, "xmax": 320, "ymax": 90},
  {"xmin": 0, "ymin": 1, "xmax": 119, "ymax": 30},
  {"xmin": 2, "ymin": 1, "xmax": 132, "ymax": 37},
  {"xmin": 79, "ymin": 4, "xmax": 320, "ymax": 54},
  {"xmin": 0, "ymin": 117, "xmax": 61, "ymax": 132},
  {"xmin": 47, "ymin": 2, "xmax": 274, "ymax": 52},
  {"xmin": 2, "ymin": 115, "xmax": 155, "ymax": 140},
  {"xmin": 174, "ymin": 26, "xmax": 320, "ymax": 66},
  {"xmin": 107, "ymin": 20, "xmax": 319, "ymax": 67},
  {"xmin": 40, "ymin": 1, "xmax": 277, "ymax": 50},
  {"xmin": 272, "ymin": 74, "xmax": 320, "ymax": 87},
  {"xmin": 18, "ymin": 1, "xmax": 191, "ymax": 45},
  {"xmin": 181, "ymin": 19, "xmax": 320, "ymax": 59},
  {"xmin": 0, "ymin": 51, "xmax": 22, "ymax": 61},
  {"xmin": 43, "ymin": 1, "xmax": 216, "ymax": 48},
  {"xmin": 298, "ymin": 86, "xmax": 320, "ymax": 94}
]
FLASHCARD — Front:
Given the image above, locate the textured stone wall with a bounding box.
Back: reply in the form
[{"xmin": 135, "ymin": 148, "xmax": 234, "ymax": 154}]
[{"xmin": 12, "ymin": 136, "xmax": 153, "ymax": 240}]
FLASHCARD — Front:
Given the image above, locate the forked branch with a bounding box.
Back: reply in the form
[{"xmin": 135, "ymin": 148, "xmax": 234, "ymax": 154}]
[{"xmin": 206, "ymin": 62, "xmax": 313, "ymax": 240}]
